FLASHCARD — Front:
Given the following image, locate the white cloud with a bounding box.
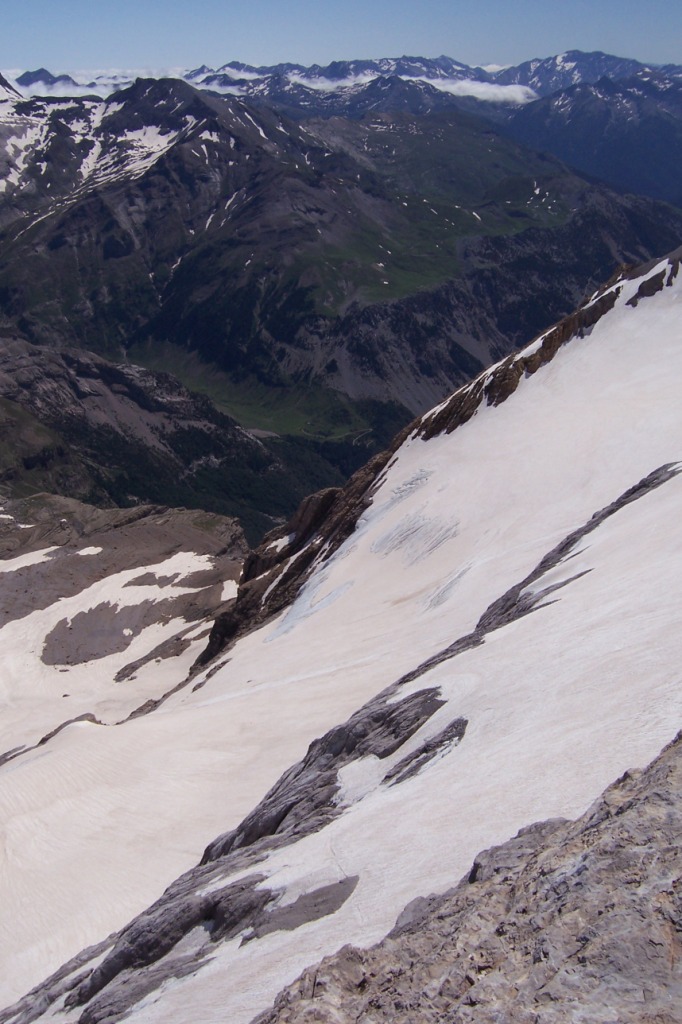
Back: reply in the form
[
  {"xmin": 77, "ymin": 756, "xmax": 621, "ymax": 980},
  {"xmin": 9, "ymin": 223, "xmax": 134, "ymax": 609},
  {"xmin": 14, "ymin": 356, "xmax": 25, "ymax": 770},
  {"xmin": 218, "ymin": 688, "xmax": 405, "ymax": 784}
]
[
  {"xmin": 408, "ymin": 77, "xmax": 537, "ymax": 104},
  {"xmin": 214, "ymin": 66, "xmax": 263, "ymax": 81},
  {"xmin": 16, "ymin": 81, "xmax": 105, "ymax": 98},
  {"xmin": 2, "ymin": 66, "xmax": 536, "ymax": 106},
  {"xmin": 286, "ymin": 72, "xmax": 378, "ymax": 91},
  {"xmin": 10, "ymin": 67, "xmax": 188, "ymax": 99}
]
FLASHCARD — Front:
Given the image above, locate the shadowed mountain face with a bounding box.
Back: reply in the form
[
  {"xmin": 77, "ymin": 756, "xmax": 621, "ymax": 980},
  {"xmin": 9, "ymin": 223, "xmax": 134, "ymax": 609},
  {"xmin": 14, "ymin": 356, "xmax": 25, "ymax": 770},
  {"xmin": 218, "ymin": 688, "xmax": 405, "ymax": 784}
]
[
  {"xmin": 1, "ymin": 249, "xmax": 681, "ymax": 1024},
  {"xmin": 503, "ymin": 72, "xmax": 682, "ymax": 207},
  {"xmin": 0, "ymin": 338, "xmax": 373, "ymax": 543},
  {"xmin": 491, "ymin": 48, "xmax": 673, "ymax": 94}
]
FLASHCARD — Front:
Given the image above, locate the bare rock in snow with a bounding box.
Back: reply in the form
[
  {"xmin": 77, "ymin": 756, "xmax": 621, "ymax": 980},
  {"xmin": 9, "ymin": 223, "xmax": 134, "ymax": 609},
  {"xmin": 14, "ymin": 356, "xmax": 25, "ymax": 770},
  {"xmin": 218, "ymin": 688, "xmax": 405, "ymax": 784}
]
[{"xmin": 255, "ymin": 731, "xmax": 682, "ymax": 1024}]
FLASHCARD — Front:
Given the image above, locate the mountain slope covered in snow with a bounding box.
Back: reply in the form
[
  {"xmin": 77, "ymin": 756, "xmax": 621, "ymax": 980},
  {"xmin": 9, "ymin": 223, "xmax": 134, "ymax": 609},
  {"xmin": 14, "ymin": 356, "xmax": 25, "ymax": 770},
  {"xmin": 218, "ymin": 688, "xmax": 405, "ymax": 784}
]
[
  {"xmin": 10, "ymin": 49, "xmax": 682, "ymax": 106},
  {"xmin": 1, "ymin": 249, "xmax": 681, "ymax": 1022},
  {"xmin": 258, "ymin": 729, "xmax": 682, "ymax": 1023}
]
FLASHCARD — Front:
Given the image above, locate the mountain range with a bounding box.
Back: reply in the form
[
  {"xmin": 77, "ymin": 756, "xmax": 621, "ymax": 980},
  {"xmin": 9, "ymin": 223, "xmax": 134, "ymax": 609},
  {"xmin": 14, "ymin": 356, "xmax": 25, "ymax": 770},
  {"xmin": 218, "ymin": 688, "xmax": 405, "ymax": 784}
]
[
  {"xmin": 1, "ymin": 50, "xmax": 682, "ymax": 535},
  {"xmin": 9, "ymin": 49, "xmax": 682, "ymax": 101},
  {"xmin": 1, "ymin": 247, "xmax": 680, "ymax": 1022}
]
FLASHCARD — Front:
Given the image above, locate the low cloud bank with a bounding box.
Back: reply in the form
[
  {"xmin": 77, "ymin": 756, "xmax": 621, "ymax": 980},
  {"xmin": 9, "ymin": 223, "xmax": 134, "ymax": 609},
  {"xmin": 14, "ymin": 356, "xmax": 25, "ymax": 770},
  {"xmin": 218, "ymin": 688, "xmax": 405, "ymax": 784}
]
[
  {"xmin": 286, "ymin": 72, "xmax": 378, "ymax": 91},
  {"xmin": 407, "ymin": 77, "xmax": 537, "ymax": 103}
]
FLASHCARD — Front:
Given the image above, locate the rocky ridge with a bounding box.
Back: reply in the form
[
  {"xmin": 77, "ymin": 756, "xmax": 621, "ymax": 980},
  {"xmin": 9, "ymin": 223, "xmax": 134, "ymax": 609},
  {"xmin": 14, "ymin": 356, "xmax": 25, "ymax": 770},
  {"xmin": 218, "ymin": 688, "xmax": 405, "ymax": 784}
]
[
  {"xmin": 256, "ymin": 730, "xmax": 682, "ymax": 1024},
  {"xmin": 197, "ymin": 247, "xmax": 682, "ymax": 667}
]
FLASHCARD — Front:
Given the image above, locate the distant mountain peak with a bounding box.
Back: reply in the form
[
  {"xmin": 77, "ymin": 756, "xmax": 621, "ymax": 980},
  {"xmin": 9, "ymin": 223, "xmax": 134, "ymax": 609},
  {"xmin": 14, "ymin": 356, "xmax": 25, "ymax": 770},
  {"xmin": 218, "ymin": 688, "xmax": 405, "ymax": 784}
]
[{"xmin": 15, "ymin": 67, "xmax": 80, "ymax": 89}]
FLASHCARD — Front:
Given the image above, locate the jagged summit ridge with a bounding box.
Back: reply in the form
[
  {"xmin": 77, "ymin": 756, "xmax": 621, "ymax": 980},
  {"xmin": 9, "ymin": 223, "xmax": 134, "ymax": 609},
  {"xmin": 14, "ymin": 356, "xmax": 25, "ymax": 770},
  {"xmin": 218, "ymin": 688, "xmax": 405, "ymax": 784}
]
[{"xmin": 8, "ymin": 48, "xmax": 682, "ymax": 103}]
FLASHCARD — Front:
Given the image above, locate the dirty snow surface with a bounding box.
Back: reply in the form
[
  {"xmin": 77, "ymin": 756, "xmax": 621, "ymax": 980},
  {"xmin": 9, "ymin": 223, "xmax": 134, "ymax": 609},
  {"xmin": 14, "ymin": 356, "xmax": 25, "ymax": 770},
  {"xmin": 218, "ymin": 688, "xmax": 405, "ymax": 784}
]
[{"xmin": 1, "ymin": 254, "xmax": 682, "ymax": 1021}]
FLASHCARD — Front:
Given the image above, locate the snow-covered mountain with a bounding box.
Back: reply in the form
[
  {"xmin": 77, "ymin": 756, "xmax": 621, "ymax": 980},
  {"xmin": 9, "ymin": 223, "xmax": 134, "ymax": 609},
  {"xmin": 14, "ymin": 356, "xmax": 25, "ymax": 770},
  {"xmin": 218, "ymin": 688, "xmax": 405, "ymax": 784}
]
[
  {"xmin": 0, "ymin": 78, "xmax": 227, "ymax": 216},
  {"xmin": 258, "ymin": 730, "xmax": 682, "ymax": 1022},
  {"xmin": 1, "ymin": 71, "xmax": 680, "ymax": 420},
  {"xmin": 1, "ymin": 248, "xmax": 681, "ymax": 1022},
  {"xmin": 493, "ymin": 48, "xmax": 672, "ymax": 94},
  {"xmin": 7, "ymin": 49, "xmax": 682, "ymax": 108},
  {"xmin": 0, "ymin": 73, "xmax": 20, "ymax": 101},
  {"xmin": 2, "ymin": 63, "xmax": 680, "ymax": 546}
]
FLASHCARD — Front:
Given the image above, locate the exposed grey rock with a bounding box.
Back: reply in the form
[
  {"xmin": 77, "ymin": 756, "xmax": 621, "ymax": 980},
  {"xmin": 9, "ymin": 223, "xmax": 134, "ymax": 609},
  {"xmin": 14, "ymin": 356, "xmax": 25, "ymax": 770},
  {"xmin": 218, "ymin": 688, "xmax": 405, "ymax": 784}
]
[
  {"xmin": 254, "ymin": 731, "xmax": 682, "ymax": 1024},
  {"xmin": 384, "ymin": 716, "xmax": 468, "ymax": 785},
  {"xmin": 2, "ymin": 248, "xmax": 680, "ymax": 1024},
  {"xmin": 194, "ymin": 444, "xmax": 410, "ymax": 668},
  {"xmin": 3, "ymin": 452, "xmax": 679, "ymax": 1023},
  {"xmin": 386, "ymin": 462, "xmax": 682, "ymax": 695},
  {"xmin": 0, "ymin": 714, "xmax": 104, "ymax": 770},
  {"xmin": 0, "ymin": 688, "xmax": 448, "ymax": 1023},
  {"xmin": 0, "ymin": 495, "xmax": 246, "ymax": 672},
  {"xmin": 0, "ymin": 859, "xmax": 361, "ymax": 1024},
  {"xmin": 201, "ymin": 687, "xmax": 447, "ymax": 863},
  {"xmin": 0, "ymin": 495, "xmax": 247, "ymax": 765},
  {"xmin": 242, "ymin": 878, "xmax": 360, "ymax": 944},
  {"xmin": 66, "ymin": 875, "xmax": 273, "ymax": 1011}
]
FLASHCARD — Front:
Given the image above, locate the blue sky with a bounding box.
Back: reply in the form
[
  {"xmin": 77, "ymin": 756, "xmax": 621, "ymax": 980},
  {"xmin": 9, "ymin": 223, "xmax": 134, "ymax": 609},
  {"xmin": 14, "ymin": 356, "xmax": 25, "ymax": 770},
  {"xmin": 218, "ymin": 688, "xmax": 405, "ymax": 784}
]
[{"xmin": 3, "ymin": 0, "xmax": 680, "ymax": 72}]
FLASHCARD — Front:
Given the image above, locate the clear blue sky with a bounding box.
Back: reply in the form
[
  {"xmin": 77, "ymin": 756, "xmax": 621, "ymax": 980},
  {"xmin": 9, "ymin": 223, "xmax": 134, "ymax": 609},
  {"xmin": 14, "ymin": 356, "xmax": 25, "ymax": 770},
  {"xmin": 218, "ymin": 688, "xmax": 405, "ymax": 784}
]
[{"xmin": 3, "ymin": 0, "xmax": 680, "ymax": 72}]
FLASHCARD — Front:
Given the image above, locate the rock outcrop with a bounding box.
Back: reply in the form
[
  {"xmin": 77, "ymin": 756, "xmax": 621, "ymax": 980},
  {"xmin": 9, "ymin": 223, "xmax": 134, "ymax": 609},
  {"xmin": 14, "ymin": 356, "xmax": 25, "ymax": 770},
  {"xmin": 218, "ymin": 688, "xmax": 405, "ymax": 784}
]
[
  {"xmin": 195, "ymin": 445, "xmax": 409, "ymax": 666},
  {"xmin": 255, "ymin": 730, "xmax": 682, "ymax": 1024}
]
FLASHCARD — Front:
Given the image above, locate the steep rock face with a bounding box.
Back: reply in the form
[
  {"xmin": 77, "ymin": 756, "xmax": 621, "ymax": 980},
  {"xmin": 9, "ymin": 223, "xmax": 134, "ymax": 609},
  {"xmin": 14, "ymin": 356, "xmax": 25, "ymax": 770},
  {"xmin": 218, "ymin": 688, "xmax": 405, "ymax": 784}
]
[{"xmin": 256, "ymin": 731, "xmax": 682, "ymax": 1024}]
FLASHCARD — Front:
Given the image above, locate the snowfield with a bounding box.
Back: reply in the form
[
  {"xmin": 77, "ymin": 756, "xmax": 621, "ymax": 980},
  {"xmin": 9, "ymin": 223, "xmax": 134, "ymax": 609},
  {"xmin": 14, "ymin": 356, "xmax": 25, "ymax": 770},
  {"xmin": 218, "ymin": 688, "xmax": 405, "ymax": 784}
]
[{"xmin": 0, "ymin": 253, "xmax": 681, "ymax": 1021}]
